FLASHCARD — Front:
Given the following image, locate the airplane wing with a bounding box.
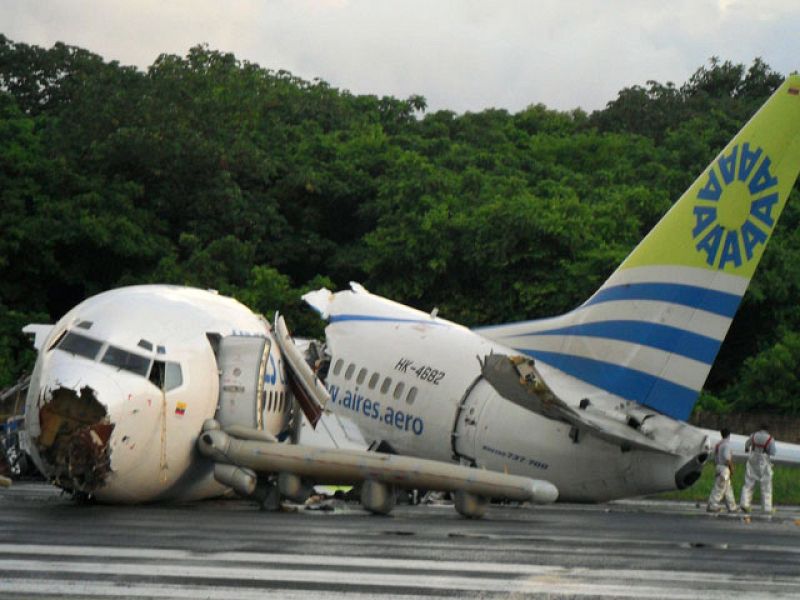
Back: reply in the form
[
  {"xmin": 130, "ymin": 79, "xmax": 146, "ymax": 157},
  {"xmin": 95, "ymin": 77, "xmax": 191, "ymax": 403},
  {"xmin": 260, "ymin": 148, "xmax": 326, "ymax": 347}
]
[
  {"xmin": 701, "ymin": 428, "xmax": 800, "ymax": 467},
  {"xmin": 481, "ymin": 354, "xmax": 676, "ymax": 454},
  {"xmin": 197, "ymin": 421, "xmax": 558, "ymax": 518},
  {"xmin": 484, "ymin": 352, "xmax": 800, "ymax": 467},
  {"xmin": 480, "ymin": 353, "xmax": 704, "ymax": 456}
]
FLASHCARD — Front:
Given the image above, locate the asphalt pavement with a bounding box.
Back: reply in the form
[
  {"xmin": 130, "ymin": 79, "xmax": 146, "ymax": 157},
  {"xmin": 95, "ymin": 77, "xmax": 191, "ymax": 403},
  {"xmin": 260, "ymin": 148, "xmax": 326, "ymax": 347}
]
[{"xmin": 1, "ymin": 482, "xmax": 799, "ymax": 598}]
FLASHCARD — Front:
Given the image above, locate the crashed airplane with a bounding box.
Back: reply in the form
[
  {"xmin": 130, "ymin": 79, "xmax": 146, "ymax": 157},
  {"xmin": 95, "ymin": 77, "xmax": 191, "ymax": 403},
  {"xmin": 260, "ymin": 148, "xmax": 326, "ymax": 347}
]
[
  {"xmin": 19, "ymin": 74, "xmax": 800, "ymax": 513},
  {"xmin": 302, "ymin": 74, "xmax": 800, "ymax": 500},
  {"xmin": 21, "ymin": 286, "xmax": 555, "ymax": 518}
]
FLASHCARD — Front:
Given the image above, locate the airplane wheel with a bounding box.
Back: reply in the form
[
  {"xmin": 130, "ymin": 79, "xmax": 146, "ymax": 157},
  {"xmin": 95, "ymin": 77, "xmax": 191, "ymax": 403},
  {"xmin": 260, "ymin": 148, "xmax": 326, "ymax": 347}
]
[
  {"xmin": 361, "ymin": 480, "xmax": 395, "ymax": 515},
  {"xmin": 454, "ymin": 490, "xmax": 488, "ymax": 519}
]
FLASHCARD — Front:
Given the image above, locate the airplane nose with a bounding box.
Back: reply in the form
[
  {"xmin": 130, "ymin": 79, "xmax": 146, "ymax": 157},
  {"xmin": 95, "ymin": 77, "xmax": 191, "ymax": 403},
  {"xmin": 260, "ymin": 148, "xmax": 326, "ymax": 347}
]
[{"xmin": 32, "ymin": 365, "xmax": 123, "ymax": 495}]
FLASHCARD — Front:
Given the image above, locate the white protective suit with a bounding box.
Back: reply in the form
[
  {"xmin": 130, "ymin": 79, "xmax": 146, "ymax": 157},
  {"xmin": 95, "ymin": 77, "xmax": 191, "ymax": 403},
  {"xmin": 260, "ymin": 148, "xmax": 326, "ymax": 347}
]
[
  {"xmin": 707, "ymin": 437, "xmax": 737, "ymax": 512},
  {"xmin": 740, "ymin": 429, "xmax": 777, "ymax": 513}
]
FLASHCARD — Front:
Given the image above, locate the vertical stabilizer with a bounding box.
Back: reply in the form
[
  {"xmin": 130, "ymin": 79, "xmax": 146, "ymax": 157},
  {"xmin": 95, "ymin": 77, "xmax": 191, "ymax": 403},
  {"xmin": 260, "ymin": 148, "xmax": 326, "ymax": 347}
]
[{"xmin": 479, "ymin": 75, "xmax": 800, "ymax": 420}]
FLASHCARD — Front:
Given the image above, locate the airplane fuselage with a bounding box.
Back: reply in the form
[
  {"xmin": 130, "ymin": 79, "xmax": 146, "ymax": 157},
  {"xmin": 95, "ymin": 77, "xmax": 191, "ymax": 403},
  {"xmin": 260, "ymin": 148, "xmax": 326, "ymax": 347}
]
[
  {"xmin": 23, "ymin": 286, "xmax": 291, "ymax": 503},
  {"xmin": 317, "ymin": 291, "xmax": 707, "ymax": 502}
]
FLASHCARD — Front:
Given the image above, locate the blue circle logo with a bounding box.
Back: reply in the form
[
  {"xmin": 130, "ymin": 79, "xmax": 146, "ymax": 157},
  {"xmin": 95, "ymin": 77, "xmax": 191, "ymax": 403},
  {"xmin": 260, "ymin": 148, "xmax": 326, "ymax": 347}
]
[{"xmin": 692, "ymin": 143, "xmax": 780, "ymax": 270}]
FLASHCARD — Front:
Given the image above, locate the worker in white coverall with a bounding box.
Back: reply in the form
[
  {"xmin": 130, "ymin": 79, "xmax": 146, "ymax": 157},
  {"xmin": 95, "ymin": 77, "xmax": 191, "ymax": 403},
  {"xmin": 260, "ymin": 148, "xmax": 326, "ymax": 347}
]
[
  {"xmin": 707, "ymin": 428, "xmax": 737, "ymax": 513},
  {"xmin": 740, "ymin": 424, "xmax": 777, "ymax": 513}
]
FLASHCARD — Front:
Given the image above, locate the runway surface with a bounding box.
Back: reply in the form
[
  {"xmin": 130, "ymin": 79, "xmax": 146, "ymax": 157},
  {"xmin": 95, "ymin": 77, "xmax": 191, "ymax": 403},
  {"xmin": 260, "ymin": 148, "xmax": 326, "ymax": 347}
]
[{"xmin": 1, "ymin": 482, "xmax": 799, "ymax": 598}]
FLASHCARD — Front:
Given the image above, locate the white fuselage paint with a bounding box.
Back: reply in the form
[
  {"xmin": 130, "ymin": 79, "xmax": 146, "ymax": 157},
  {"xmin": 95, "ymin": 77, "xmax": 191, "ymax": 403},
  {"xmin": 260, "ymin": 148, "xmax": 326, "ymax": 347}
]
[
  {"xmin": 23, "ymin": 285, "xmax": 290, "ymax": 503},
  {"xmin": 318, "ymin": 292, "xmax": 699, "ymax": 502}
]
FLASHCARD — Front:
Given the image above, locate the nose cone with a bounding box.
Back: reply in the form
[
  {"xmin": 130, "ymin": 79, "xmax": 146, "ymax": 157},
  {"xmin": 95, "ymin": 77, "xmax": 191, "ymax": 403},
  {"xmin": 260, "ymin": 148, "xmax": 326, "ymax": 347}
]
[{"xmin": 29, "ymin": 364, "xmax": 123, "ymax": 495}]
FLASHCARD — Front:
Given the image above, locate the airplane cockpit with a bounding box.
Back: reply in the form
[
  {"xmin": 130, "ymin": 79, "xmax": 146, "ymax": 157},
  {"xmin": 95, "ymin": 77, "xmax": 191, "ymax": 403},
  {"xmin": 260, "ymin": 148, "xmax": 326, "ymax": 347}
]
[{"xmin": 48, "ymin": 326, "xmax": 184, "ymax": 392}]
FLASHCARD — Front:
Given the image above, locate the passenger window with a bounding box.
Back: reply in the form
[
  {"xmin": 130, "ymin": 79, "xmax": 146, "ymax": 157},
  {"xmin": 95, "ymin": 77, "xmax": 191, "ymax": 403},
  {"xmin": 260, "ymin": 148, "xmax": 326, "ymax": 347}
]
[
  {"xmin": 356, "ymin": 368, "xmax": 367, "ymax": 385},
  {"xmin": 57, "ymin": 332, "xmax": 103, "ymax": 360},
  {"xmin": 345, "ymin": 363, "xmax": 355, "ymax": 380},
  {"xmin": 380, "ymin": 377, "xmax": 392, "ymax": 394},
  {"xmin": 394, "ymin": 382, "xmax": 405, "ymax": 400},
  {"xmin": 333, "ymin": 359, "xmax": 344, "ymax": 376},
  {"xmin": 406, "ymin": 386, "xmax": 418, "ymax": 405},
  {"xmin": 368, "ymin": 372, "xmax": 379, "ymax": 389}
]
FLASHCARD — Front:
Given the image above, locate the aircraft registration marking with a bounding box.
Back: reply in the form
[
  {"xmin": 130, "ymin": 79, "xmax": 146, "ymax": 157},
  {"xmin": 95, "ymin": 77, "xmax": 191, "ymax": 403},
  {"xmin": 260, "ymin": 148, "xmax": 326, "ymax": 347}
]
[{"xmin": 394, "ymin": 357, "xmax": 446, "ymax": 385}]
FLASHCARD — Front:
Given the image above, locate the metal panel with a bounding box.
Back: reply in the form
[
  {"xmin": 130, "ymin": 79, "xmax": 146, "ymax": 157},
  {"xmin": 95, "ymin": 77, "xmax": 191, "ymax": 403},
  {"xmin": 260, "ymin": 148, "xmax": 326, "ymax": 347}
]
[{"xmin": 452, "ymin": 378, "xmax": 495, "ymax": 463}]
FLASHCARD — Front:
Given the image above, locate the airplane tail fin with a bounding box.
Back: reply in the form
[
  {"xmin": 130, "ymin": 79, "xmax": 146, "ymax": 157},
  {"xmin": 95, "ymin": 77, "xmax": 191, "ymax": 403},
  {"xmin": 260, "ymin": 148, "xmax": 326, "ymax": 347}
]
[{"xmin": 478, "ymin": 74, "xmax": 800, "ymax": 421}]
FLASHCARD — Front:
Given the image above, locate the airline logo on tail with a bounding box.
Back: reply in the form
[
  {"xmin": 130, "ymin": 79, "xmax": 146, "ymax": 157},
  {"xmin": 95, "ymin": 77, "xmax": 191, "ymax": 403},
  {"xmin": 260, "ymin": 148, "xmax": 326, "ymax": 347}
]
[{"xmin": 693, "ymin": 143, "xmax": 779, "ymax": 270}]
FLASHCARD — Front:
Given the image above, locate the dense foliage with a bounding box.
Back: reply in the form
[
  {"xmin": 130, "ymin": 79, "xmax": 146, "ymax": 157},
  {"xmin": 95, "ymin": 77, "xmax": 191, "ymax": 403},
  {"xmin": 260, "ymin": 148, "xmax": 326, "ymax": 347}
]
[{"xmin": 1, "ymin": 37, "xmax": 798, "ymax": 413}]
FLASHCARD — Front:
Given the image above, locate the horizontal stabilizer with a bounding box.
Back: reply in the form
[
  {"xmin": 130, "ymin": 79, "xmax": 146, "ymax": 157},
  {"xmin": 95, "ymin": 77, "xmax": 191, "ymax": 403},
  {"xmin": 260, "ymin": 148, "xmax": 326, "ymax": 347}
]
[
  {"xmin": 701, "ymin": 428, "xmax": 800, "ymax": 467},
  {"xmin": 481, "ymin": 354, "xmax": 677, "ymax": 454}
]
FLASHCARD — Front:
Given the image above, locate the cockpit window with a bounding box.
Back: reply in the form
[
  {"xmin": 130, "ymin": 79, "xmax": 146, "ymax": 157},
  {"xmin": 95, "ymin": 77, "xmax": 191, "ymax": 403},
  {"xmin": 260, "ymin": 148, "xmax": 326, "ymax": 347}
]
[
  {"xmin": 165, "ymin": 362, "xmax": 183, "ymax": 390},
  {"xmin": 57, "ymin": 332, "xmax": 103, "ymax": 360},
  {"xmin": 101, "ymin": 345, "xmax": 151, "ymax": 377},
  {"xmin": 149, "ymin": 360, "xmax": 184, "ymax": 391}
]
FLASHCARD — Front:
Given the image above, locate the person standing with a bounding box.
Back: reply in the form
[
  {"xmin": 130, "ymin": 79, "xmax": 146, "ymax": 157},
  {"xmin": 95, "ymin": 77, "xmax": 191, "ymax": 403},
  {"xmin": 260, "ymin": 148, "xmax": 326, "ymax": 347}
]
[
  {"xmin": 740, "ymin": 424, "xmax": 777, "ymax": 514},
  {"xmin": 707, "ymin": 428, "xmax": 737, "ymax": 513}
]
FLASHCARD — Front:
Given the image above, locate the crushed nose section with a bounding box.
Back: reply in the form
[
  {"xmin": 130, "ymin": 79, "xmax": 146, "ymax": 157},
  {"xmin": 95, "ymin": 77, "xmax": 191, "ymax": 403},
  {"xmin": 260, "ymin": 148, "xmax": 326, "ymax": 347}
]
[{"xmin": 36, "ymin": 385, "xmax": 114, "ymax": 494}]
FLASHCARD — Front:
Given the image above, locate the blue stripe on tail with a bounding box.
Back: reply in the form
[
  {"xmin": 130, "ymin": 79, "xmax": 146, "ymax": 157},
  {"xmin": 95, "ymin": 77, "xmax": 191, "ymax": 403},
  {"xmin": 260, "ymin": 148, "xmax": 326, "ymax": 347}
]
[
  {"xmin": 515, "ymin": 320, "xmax": 721, "ymax": 365},
  {"xmin": 520, "ymin": 349, "xmax": 699, "ymax": 420},
  {"xmin": 584, "ymin": 283, "xmax": 741, "ymax": 318}
]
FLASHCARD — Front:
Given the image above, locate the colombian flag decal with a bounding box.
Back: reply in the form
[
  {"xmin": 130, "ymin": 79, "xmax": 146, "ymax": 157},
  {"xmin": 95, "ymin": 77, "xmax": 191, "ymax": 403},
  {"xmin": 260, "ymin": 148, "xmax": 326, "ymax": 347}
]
[{"xmin": 175, "ymin": 401, "xmax": 187, "ymax": 416}]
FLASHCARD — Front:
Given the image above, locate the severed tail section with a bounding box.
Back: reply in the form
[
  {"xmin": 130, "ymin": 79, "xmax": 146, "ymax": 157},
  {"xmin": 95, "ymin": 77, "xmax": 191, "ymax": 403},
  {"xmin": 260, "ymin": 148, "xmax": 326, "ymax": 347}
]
[{"xmin": 478, "ymin": 75, "xmax": 800, "ymax": 421}]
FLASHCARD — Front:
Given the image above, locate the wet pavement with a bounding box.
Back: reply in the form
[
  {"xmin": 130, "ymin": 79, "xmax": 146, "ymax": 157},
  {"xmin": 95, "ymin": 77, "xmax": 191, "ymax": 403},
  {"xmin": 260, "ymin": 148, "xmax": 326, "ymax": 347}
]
[{"xmin": 1, "ymin": 482, "xmax": 799, "ymax": 598}]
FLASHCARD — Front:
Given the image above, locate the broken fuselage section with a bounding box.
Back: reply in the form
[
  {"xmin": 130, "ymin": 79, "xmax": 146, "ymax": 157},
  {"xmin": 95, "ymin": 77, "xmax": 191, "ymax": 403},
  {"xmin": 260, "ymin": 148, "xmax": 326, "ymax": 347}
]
[
  {"xmin": 24, "ymin": 285, "xmax": 288, "ymax": 503},
  {"xmin": 36, "ymin": 384, "xmax": 114, "ymax": 494}
]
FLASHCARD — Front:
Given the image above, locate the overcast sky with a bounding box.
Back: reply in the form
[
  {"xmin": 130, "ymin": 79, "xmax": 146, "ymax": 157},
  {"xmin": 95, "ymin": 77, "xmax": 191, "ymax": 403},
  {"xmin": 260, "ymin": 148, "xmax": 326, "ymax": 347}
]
[{"xmin": 1, "ymin": 0, "xmax": 798, "ymax": 114}]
